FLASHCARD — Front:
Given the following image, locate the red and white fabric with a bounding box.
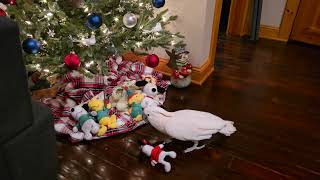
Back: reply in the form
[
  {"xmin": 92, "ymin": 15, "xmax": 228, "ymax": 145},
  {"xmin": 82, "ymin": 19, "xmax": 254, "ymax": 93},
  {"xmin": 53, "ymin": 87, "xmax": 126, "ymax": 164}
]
[{"xmin": 41, "ymin": 58, "xmax": 170, "ymax": 141}]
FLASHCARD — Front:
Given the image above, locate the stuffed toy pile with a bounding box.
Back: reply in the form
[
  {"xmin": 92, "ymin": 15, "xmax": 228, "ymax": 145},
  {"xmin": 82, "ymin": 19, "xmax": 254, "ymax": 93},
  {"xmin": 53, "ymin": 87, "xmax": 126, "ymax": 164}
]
[{"xmin": 42, "ymin": 56, "xmax": 170, "ymax": 141}]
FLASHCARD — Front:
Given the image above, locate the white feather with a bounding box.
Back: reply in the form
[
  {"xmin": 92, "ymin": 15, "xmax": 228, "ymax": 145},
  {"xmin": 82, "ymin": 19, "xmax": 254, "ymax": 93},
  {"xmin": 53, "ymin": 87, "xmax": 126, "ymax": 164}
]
[{"xmin": 144, "ymin": 107, "xmax": 236, "ymax": 142}]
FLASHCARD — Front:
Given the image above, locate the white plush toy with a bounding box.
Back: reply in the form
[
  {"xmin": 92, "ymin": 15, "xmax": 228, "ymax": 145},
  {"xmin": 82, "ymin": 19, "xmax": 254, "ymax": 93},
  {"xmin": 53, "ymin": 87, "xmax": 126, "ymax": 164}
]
[
  {"xmin": 144, "ymin": 106, "xmax": 237, "ymax": 153},
  {"xmin": 54, "ymin": 121, "xmax": 85, "ymax": 141},
  {"xmin": 110, "ymin": 86, "xmax": 129, "ymax": 112},
  {"xmin": 141, "ymin": 143, "xmax": 177, "ymax": 172},
  {"xmin": 137, "ymin": 82, "xmax": 164, "ymax": 108},
  {"xmin": 71, "ymin": 105, "xmax": 100, "ymax": 140},
  {"xmin": 50, "ymin": 98, "xmax": 85, "ymax": 141},
  {"xmin": 143, "ymin": 83, "xmax": 159, "ymax": 97}
]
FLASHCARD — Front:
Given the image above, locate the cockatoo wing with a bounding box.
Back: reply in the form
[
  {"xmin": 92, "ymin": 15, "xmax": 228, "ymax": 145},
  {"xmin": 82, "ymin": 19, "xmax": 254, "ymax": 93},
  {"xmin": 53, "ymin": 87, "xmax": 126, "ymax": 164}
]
[{"xmin": 165, "ymin": 110, "xmax": 228, "ymax": 141}]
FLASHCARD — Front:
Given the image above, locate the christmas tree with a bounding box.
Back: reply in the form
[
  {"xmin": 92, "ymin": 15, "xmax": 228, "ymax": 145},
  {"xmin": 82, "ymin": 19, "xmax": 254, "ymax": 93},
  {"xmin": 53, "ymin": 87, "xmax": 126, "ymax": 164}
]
[{"xmin": 4, "ymin": 0, "xmax": 185, "ymax": 76}]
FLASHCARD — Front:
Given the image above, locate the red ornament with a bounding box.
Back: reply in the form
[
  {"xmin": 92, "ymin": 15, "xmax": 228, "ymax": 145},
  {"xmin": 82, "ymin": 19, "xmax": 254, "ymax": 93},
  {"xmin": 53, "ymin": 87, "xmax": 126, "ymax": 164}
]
[
  {"xmin": 180, "ymin": 67, "xmax": 187, "ymax": 75},
  {"xmin": 145, "ymin": 54, "xmax": 160, "ymax": 68},
  {"xmin": 186, "ymin": 63, "xmax": 192, "ymax": 69},
  {"xmin": 0, "ymin": 9, "xmax": 6, "ymax": 17},
  {"xmin": 179, "ymin": 66, "xmax": 191, "ymax": 77},
  {"xmin": 64, "ymin": 52, "xmax": 81, "ymax": 70},
  {"xmin": 172, "ymin": 70, "xmax": 180, "ymax": 78},
  {"xmin": 0, "ymin": 1, "xmax": 7, "ymax": 17}
]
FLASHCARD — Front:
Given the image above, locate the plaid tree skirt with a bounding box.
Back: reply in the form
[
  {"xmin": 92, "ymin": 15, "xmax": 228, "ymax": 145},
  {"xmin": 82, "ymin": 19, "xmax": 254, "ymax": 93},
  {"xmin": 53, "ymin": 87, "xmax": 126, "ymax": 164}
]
[{"xmin": 41, "ymin": 57, "xmax": 170, "ymax": 142}]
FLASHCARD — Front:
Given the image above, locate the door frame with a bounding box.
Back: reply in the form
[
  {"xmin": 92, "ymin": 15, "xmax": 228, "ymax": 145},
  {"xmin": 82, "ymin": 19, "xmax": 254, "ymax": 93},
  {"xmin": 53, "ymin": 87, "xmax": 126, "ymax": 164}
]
[
  {"xmin": 227, "ymin": 0, "xmax": 252, "ymax": 36},
  {"xmin": 226, "ymin": 0, "xmax": 301, "ymax": 42},
  {"xmin": 278, "ymin": 0, "xmax": 301, "ymax": 41}
]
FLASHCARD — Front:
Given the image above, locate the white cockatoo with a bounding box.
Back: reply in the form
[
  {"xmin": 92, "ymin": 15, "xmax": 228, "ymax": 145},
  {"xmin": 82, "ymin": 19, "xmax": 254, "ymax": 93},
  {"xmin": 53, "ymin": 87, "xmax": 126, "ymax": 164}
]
[{"xmin": 144, "ymin": 106, "xmax": 237, "ymax": 153}]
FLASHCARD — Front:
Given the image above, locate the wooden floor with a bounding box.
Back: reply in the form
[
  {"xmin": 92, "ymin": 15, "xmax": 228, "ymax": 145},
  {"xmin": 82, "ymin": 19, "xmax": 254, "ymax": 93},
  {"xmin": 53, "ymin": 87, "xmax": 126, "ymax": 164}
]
[{"xmin": 57, "ymin": 37, "xmax": 320, "ymax": 180}]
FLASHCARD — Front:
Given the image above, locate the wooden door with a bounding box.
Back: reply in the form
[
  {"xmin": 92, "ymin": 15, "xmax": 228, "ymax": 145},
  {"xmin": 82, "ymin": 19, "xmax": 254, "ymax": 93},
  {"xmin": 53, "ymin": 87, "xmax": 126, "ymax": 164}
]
[{"xmin": 290, "ymin": 0, "xmax": 320, "ymax": 46}]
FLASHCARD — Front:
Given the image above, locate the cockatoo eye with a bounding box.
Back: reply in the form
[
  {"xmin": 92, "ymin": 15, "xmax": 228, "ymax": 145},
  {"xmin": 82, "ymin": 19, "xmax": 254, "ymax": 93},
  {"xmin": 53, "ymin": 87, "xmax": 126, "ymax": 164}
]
[
  {"xmin": 152, "ymin": 88, "xmax": 156, "ymax": 92},
  {"xmin": 71, "ymin": 108, "xmax": 75, "ymax": 112}
]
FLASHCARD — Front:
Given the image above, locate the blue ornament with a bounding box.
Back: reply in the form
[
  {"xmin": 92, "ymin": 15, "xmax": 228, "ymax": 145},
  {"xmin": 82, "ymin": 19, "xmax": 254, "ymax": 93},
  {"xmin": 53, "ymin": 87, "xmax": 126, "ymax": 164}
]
[
  {"xmin": 86, "ymin": 13, "xmax": 102, "ymax": 30},
  {"xmin": 152, "ymin": 0, "xmax": 165, "ymax": 8},
  {"xmin": 22, "ymin": 38, "xmax": 41, "ymax": 54}
]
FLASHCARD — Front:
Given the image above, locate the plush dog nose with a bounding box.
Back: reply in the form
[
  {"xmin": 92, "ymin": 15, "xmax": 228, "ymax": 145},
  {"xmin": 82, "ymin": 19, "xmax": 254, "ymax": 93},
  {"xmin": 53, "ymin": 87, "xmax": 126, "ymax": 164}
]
[{"xmin": 152, "ymin": 88, "xmax": 157, "ymax": 92}]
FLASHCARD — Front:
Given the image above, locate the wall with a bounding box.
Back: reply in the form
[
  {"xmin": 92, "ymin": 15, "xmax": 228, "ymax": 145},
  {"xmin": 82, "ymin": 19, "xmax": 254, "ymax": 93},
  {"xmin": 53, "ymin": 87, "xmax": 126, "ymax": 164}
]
[
  {"xmin": 260, "ymin": 0, "xmax": 287, "ymax": 27},
  {"xmin": 152, "ymin": 0, "xmax": 216, "ymax": 67}
]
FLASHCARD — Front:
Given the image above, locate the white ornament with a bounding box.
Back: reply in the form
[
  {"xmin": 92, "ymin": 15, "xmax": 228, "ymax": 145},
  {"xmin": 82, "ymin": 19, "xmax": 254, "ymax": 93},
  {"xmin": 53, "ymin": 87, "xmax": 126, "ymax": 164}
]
[
  {"xmin": 44, "ymin": 12, "xmax": 54, "ymax": 20},
  {"xmin": 70, "ymin": 34, "xmax": 96, "ymax": 46},
  {"xmin": 143, "ymin": 23, "xmax": 162, "ymax": 34},
  {"xmin": 48, "ymin": 29, "xmax": 55, "ymax": 37},
  {"xmin": 145, "ymin": 4, "xmax": 152, "ymax": 10},
  {"xmin": 101, "ymin": 24, "xmax": 111, "ymax": 35},
  {"xmin": 117, "ymin": 6, "xmax": 125, "ymax": 12},
  {"xmin": 81, "ymin": 34, "xmax": 96, "ymax": 46},
  {"xmin": 123, "ymin": 12, "xmax": 138, "ymax": 28}
]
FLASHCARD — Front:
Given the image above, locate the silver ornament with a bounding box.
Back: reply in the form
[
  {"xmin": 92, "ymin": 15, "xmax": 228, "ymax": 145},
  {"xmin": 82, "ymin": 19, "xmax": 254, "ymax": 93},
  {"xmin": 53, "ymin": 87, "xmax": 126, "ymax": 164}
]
[{"xmin": 123, "ymin": 12, "xmax": 137, "ymax": 28}]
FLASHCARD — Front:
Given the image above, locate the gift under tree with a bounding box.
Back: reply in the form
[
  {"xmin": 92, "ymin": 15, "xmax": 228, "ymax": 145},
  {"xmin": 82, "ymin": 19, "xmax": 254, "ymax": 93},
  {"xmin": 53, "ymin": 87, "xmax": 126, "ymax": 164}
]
[{"xmin": 4, "ymin": 0, "xmax": 185, "ymax": 77}]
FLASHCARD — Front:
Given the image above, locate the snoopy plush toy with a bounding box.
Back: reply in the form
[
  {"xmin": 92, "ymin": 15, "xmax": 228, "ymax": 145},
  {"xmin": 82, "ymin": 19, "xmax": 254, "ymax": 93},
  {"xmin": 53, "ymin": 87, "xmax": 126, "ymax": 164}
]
[
  {"xmin": 136, "ymin": 80, "xmax": 165, "ymax": 108},
  {"xmin": 140, "ymin": 139, "xmax": 177, "ymax": 173},
  {"xmin": 71, "ymin": 104, "xmax": 100, "ymax": 140}
]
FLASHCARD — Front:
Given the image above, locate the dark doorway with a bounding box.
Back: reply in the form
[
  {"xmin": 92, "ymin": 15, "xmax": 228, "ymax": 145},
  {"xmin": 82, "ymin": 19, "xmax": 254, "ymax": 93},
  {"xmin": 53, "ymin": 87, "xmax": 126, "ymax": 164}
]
[{"xmin": 219, "ymin": 0, "xmax": 232, "ymax": 34}]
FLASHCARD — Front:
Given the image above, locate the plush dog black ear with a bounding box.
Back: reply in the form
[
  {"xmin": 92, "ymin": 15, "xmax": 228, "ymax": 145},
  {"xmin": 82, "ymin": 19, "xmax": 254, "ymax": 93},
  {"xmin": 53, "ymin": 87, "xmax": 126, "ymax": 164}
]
[
  {"xmin": 82, "ymin": 104, "xmax": 90, "ymax": 112},
  {"xmin": 136, "ymin": 80, "xmax": 148, "ymax": 87},
  {"xmin": 157, "ymin": 86, "xmax": 166, "ymax": 94}
]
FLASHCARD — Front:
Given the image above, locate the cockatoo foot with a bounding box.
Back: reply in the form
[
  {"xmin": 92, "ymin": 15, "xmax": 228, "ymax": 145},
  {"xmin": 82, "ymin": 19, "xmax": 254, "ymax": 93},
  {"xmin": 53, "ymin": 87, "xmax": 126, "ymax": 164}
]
[{"xmin": 183, "ymin": 141, "xmax": 206, "ymax": 153}]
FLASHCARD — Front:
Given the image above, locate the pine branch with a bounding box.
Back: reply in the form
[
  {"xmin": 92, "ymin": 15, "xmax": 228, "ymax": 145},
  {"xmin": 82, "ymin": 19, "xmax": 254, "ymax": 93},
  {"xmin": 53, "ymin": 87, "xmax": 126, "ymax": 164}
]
[{"xmin": 7, "ymin": 0, "xmax": 185, "ymax": 76}]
